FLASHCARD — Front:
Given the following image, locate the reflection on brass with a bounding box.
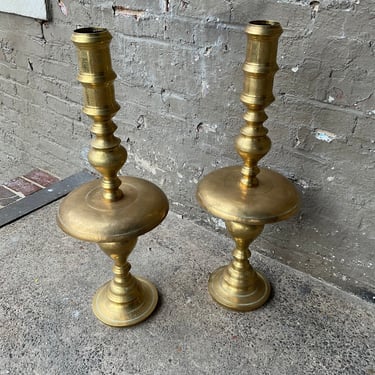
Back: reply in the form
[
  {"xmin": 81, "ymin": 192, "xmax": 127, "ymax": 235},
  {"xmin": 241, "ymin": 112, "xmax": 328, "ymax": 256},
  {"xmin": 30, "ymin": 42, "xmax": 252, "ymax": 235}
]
[
  {"xmin": 57, "ymin": 28, "xmax": 169, "ymax": 327},
  {"xmin": 196, "ymin": 21, "xmax": 300, "ymax": 311}
]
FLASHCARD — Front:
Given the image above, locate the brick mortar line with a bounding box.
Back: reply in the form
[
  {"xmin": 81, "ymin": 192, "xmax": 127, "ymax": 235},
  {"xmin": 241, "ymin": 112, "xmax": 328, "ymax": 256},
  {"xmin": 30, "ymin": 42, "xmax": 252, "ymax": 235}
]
[
  {"xmin": 34, "ymin": 58, "xmax": 73, "ymax": 68},
  {"xmin": 281, "ymin": 94, "xmax": 373, "ymax": 118},
  {"xmin": 117, "ymin": 33, "xmax": 197, "ymax": 50},
  {"xmin": 0, "ymin": 133, "xmax": 77, "ymax": 167},
  {"xmin": 45, "ymin": 92, "xmax": 81, "ymax": 105},
  {"xmin": 1, "ymin": 98, "xmax": 82, "ymax": 122},
  {"xmin": 86, "ymin": 8, "xmax": 248, "ymax": 30},
  {"xmin": 118, "ymin": 81, "xmax": 196, "ymax": 98},
  {"xmin": 0, "ymin": 77, "xmax": 73, "ymax": 93},
  {"xmin": 21, "ymin": 176, "xmax": 45, "ymax": 189},
  {"xmin": 1, "ymin": 129, "xmax": 76, "ymax": 146}
]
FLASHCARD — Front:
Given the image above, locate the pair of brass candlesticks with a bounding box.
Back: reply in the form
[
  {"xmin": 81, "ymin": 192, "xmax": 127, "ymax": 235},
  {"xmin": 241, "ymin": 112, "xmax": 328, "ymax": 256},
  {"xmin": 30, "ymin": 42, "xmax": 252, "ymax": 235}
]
[{"xmin": 57, "ymin": 21, "xmax": 299, "ymax": 327}]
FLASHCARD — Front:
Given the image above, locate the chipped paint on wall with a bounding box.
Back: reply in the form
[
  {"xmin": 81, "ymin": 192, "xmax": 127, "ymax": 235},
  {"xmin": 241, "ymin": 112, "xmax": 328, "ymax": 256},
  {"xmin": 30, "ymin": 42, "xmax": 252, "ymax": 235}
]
[
  {"xmin": 315, "ymin": 129, "xmax": 337, "ymax": 143},
  {"xmin": 112, "ymin": 5, "xmax": 145, "ymax": 20},
  {"xmin": 58, "ymin": 1, "xmax": 68, "ymax": 16},
  {"xmin": 291, "ymin": 65, "xmax": 299, "ymax": 73},
  {"xmin": 134, "ymin": 154, "xmax": 165, "ymax": 175}
]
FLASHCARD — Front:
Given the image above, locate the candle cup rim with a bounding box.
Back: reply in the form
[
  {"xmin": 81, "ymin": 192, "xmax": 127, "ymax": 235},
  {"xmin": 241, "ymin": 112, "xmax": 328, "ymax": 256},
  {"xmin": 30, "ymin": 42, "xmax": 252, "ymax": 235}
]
[
  {"xmin": 72, "ymin": 27, "xmax": 112, "ymax": 44},
  {"xmin": 245, "ymin": 20, "xmax": 283, "ymax": 36},
  {"xmin": 74, "ymin": 27, "xmax": 107, "ymax": 34},
  {"xmin": 249, "ymin": 20, "xmax": 280, "ymax": 27}
]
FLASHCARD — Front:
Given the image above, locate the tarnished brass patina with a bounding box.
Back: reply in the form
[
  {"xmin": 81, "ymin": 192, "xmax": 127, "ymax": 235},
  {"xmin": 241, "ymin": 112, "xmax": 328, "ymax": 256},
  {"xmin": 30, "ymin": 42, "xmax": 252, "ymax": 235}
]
[
  {"xmin": 197, "ymin": 21, "xmax": 300, "ymax": 311},
  {"xmin": 57, "ymin": 28, "xmax": 168, "ymax": 326}
]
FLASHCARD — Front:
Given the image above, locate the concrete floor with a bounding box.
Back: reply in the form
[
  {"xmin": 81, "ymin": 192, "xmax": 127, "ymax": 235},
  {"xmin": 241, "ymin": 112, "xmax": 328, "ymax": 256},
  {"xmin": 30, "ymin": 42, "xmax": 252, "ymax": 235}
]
[{"xmin": 0, "ymin": 203, "xmax": 374, "ymax": 375}]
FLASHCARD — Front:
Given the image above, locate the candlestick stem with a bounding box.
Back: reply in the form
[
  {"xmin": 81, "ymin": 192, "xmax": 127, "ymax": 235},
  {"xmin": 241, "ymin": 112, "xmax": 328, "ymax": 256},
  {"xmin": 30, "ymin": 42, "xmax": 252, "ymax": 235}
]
[{"xmin": 236, "ymin": 20, "xmax": 282, "ymax": 188}]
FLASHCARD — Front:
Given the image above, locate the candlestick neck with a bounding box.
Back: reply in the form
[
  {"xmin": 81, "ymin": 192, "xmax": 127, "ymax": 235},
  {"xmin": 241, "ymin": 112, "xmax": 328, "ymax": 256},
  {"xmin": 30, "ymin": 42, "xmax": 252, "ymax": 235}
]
[
  {"xmin": 236, "ymin": 21, "xmax": 283, "ymax": 188},
  {"xmin": 72, "ymin": 27, "xmax": 126, "ymax": 201}
]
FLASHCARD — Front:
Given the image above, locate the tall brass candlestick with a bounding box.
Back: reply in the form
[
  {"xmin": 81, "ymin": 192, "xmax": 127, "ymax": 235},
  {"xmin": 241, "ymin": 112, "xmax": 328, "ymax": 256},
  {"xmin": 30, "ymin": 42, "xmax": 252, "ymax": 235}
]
[
  {"xmin": 196, "ymin": 21, "xmax": 300, "ymax": 311},
  {"xmin": 57, "ymin": 28, "xmax": 169, "ymax": 326}
]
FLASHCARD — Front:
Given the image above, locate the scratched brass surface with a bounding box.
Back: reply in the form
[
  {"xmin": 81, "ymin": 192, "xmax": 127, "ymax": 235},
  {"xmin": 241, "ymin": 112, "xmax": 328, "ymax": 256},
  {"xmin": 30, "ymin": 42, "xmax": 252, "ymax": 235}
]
[
  {"xmin": 208, "ymin": 222, "xmax": 271, "ymax": 311},
  {"xmin": 197, "ymin": 166, "xmax": 299, "ymax": 225},
  {"xmin": 196, "ymin": 21, "xmax": 300, "ymax": 311},
  {"xmin": 57, "ymin": 28, "xmax": 168, "ymax": 326},
  {"xmin": 57, "ymin": 177, "xmax": 168, "ymax": 242}
]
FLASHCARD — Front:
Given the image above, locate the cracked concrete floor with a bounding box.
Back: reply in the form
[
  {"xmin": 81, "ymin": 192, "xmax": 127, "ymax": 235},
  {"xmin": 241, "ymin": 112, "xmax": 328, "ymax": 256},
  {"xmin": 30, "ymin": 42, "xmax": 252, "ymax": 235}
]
[{"xmin": 0, "ymin": 203, "xmax": 374, "ymax": 375}]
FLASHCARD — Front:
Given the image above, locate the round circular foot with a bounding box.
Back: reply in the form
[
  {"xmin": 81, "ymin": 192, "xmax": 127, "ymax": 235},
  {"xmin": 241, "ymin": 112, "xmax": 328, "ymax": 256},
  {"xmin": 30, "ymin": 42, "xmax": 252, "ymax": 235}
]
[
  {"xmin": 208, "ymin": 266, "xmax": 271, "ymax": 311},
  {"xmin": 92, "ymin": 276, "xmax": 158, "ymax": 327}
]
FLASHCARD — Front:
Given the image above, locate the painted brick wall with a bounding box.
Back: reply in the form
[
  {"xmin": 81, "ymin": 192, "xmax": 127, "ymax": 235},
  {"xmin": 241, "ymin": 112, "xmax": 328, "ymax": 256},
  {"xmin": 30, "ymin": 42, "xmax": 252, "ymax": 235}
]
[{"xmin": 0, "ymin": 0, "xmax": 374, "ymax": 300}]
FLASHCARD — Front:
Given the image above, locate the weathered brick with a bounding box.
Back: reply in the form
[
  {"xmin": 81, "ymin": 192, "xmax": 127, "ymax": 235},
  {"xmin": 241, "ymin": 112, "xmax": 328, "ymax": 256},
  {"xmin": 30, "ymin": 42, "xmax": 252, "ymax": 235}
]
[
  {"xmin": 5, "ymin": 177, "xmax": 41, "ymax": 196},
  {"xmin": 23, "ymin": 169, "xmax": 59, "ymax": 187}
]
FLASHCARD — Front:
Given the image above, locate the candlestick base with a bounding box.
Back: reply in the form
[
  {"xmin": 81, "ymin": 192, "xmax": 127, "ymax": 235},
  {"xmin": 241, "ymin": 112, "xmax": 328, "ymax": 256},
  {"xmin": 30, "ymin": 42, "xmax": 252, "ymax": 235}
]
[
  {"xmin": 197, "ymin": 166, "xmax": 299, "ymax": 311},
  {"xmin": 209, "ymin": 266, "xmax": 270, "ymax": 311},
  {"xmin": 57, "ymin": 175, "xmax": 168, "ymax": 326},
  {"xmin": 93, "ymin": 276, "xmax": 158, "ymax": 327}
]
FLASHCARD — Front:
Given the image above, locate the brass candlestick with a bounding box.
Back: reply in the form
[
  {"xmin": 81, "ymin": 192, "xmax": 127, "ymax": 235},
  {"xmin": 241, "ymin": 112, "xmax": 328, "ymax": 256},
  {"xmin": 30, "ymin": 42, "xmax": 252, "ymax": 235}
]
[
  {"xmin": 196, "ymin": 21, "xmax": 300, "ymax": 311},
  {"xmin": 57, "ymin": 28, "xmax": 169, "ymax": 327}
]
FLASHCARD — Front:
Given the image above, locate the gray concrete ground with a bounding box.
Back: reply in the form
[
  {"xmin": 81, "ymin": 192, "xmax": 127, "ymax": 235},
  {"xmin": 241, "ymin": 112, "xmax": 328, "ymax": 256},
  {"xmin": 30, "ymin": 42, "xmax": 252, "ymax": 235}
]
[{"xmin": 0, "ymin": 202, "xmax": 374, "ymax": 375}]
